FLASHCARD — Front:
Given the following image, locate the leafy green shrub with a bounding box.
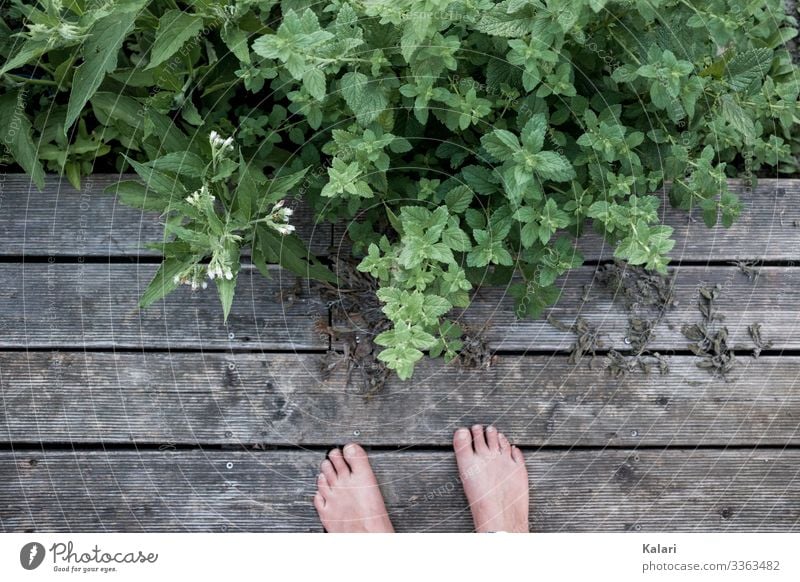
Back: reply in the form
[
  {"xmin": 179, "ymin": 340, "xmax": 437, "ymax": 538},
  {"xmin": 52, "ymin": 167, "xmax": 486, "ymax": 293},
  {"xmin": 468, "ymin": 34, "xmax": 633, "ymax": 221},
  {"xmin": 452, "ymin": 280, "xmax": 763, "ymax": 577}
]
[{"xmin": 1, "ymin": 0, "xmax": 799, "ymax": 379}]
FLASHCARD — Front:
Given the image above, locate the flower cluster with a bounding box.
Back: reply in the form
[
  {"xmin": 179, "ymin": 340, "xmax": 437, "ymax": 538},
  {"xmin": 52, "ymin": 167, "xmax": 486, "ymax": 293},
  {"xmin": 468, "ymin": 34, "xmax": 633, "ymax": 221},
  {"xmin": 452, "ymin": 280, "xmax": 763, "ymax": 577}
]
[
  {"xmin": 209, "ymin": 130, "xmax": 234, "ymax": 153},
  {"xmin": 269, "ymin": 199, "xmax": 295, "ymax": 235},
  {"xmin": 173, "ymin": 265, "xmax": 208, "ymax": 291},
  {"xmin": 185, "ymin": 183, "xmax": 215, "ymax": 208},
  {"xmin": 207, "ymin": 250, "xmax": 235, "ymax": 281},
  {"xmin": 26, "ymin": 22, "xmax": 86, "ymax": 43}
]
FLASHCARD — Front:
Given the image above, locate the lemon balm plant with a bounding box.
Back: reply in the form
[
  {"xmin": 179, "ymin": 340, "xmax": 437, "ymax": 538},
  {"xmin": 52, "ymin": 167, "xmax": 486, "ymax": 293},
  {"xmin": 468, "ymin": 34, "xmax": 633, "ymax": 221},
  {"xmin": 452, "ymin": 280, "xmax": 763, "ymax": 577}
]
[{"xmin": 1, "ymin": 0, "xmax": 798, "ymax": 379}]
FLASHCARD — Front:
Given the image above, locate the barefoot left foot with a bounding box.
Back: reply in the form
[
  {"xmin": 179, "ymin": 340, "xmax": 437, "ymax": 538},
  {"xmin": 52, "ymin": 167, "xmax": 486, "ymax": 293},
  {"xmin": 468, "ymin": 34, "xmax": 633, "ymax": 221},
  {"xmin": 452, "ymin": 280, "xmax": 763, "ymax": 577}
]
[{"xmin": 313, "ymin": 443, "xmax": 394, "ymax": 533}]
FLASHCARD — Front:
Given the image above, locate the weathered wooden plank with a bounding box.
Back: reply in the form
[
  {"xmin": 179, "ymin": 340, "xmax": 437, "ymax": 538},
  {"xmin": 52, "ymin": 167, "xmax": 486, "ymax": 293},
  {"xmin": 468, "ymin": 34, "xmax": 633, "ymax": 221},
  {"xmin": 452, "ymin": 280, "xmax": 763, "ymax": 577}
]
[
  {"xmin": 333, "ymin": 180, "xmax": 800, "ymax": 261},
  {"xmin": 459, "ymin": 265, "xmax": 800, "ymax": 351},
  {"xmin": 0, "ymin": 174, "xmax": 331, "ymax": 256},
  {"xmin": 1, "ymin": 449, "xmax": 797, "ymax": 532},
  {"xmin": 3, "ymin": 175, "xmax": 800, "ymax": 261},
  {"xmin": 1, "ymin": 352, "xmax": 798, "ymax": 447},
  {"xmin": 0, "ymin": 264, "xmax": 327, "ymax": 349}
]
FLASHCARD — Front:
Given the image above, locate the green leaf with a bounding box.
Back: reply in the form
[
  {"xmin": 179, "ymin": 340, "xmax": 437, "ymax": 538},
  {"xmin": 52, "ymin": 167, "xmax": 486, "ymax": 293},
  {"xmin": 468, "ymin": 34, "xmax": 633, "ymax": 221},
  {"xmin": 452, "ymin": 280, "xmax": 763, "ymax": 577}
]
[
  {"xmin": 221, "ymin": 22, "xmax": 250, "ymax": 64},
  {"xmin": 105, "ymin": 180, "xmax": 173, "ymax": 211},
  {"xmin": 532, "ymin": 151, "xmax": 575, "ymax": 182},
  {"xmin": 481, "ymin": 129, "xmax": 520, "ymax": 159},
  {"xmin": 0, "ymin": 90, "xmax": 45, "ymax": 190},
  {"xmin": 122, "ymin": 154, "xmax": 186, "ymax": 199},
  {"xmin": 216, "ymin": 275, "xmax": 237, "ymax": 323},
  {"xmin": 147, "ymin": 151, "xmax": 208, "ymax": 178},
  {"xmin": 65, "ymin": 4, "xmax": 147, "ymax": 133},
  {"xmin": 445, "ymin": 185, "xmax": 473, "ymax": 213},
  {"xmin": 340, "ymin": 71, "xmax": 389, "ymax": 125},
  {"xmin": 139, "ymin": 255, "xmax": 200, "ymax": 309},
  {"xmin": 146, "ymin": 9, "xmax": 205, "ymax": 70},
  {"xmin": 725, "ymin": 48, "xmax": 773, "ymax": 92},
  {"xmin": 256, "ymin": 225, "xmax": 338, "ymax": 285},
  {"xmin": 303, "ymin": 67, "xmax": 327, "ymax": 100}
]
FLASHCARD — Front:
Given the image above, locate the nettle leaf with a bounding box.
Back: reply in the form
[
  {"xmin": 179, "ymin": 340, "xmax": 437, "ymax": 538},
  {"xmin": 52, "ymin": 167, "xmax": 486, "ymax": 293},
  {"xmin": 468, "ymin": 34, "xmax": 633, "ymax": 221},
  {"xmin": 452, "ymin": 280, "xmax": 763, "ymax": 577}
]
[
  {"xmin": 532, "ymin": 151, "xmax": 575, "ymax": 182},
  {"xmin": 445, "ymin": 185, "xmax": 473, "ymax": 213},
  {"xmin": 65, "ymin": 2, "xmax": 147, "ymax": 133},
  {"xmin": 0, "ymin": 90, "xmax": 45, "ymax": 190},
  {"xmin": 481, "ymin": 129, "xmax": 521, "ymax": 159},
  {"xmin": 340, "ymin": 71, "xmax": 389, "ymax": 125},
  {"xmin": 725, "ymin": 48, "xmax": 773, "ymax": 92},
  {"xmin": 146, "ymin": 9, "xmax": 205, "ymax": 70},
  {"xmin": 303, "ymin": 67, "xmax": 327, "ymax": 100}
]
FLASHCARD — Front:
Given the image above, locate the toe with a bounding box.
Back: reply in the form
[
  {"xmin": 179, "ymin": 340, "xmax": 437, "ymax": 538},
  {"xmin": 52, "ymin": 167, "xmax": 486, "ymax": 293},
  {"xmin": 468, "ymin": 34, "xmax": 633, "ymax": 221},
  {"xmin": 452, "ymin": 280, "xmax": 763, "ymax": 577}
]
[
  {"xmin": 485, "ymin": 425, "xmax": 500, "ymax": 451},
  {"xmin": 328, "ymin": 448, "xmax": 350, "ymax": 475},
  {"xmin": 471, "ymin": 424, "xmax": 488, "ymax": 453},
  {"xmin": 317, "ymin": 473, "xmax": 332, "ymax": 496},
  {"xmin": 313, "ymin": 492, "xmax": 326, "ymax": 513},
  {"xmin": 498, "ymin": 432, "xmax": 511, "ymax": 454},
  {"xmin": 320, "ymin": 459, "xmax": 337, "ymax": 483},
  {"xmin": 343, "ymin": 443, "xmax": 371, "ymax": 473},
  {"xmin": 511, "ymin": 445, "xmax": 525, "ymax": 465},
  {"xmin": 453, "ymin": 427, "xmax": 473, "ymax": 458}
]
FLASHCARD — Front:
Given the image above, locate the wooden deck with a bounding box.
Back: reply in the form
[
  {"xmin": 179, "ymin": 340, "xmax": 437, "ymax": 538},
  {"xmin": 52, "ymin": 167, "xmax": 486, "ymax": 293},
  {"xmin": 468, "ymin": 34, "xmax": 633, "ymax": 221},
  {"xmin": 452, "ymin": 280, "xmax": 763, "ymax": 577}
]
[{"xmin": 1, "ymin": 174, "xmax": 799, "ymax": 532}]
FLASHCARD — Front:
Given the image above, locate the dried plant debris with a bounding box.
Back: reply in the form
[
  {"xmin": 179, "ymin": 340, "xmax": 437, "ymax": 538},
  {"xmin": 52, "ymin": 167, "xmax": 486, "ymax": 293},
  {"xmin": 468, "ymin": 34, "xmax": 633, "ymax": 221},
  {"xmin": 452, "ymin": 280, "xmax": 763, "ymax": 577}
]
[
  {"xmin": 682, "ymin": 322, "xmax": 736, "ymax": 376},
  {"xmin": 313, "ymin": 256, "xmax": 392, "ymax": 395},
  {"xmin": 731, "ymin": 259, "xmax": 762, "ymax": 281},
  {"xmin": 547, "ymin": 314, "xmax": 604, "ymax": 366},
  {"xmin": 748, "ymin": 322, "xmax": 773, "ymax": 359},
  {"xmin": 596, "ymin": 261, "xmax": 676, "ymax": 311},
  {"xmin": 697, "ymin": 284, "xmax": 725, "ymax": 322},
  {"xmin": 682, "ymin": 283, "xmax": 736, "ymax": 377},
  {"xmin": 454, "ymin": 326, "xmax": 496, "ymax": 370},
  {"xmin": 605, "ymin": 349, "xmax": 668, "ymax": 378},
  {"xmin": 313, "ymin": 255, "xmax": 492, "ymax": 393},
  {"xmin": 625, "ymin": 317, "xmax": 658, "ymax": 353},
  {"xmin": 596, "ymin": 261, "xmax": 675, "ymax": 374}
]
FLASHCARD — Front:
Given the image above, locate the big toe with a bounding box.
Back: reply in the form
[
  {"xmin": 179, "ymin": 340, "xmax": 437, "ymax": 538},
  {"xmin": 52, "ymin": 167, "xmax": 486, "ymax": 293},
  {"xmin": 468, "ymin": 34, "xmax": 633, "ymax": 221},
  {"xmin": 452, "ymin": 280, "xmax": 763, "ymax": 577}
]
[
  {"xmin": 343, "ymin": 443, "xmax": 371, "ymax": 474},
  {"xmin": 453, "ymin": 427, "xmax": 474, "ymax": 460}
]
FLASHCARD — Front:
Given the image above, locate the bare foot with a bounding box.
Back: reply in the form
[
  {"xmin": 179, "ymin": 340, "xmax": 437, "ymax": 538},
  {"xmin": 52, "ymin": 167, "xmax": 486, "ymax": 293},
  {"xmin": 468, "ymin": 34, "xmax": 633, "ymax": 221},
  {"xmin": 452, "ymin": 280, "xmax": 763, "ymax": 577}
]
[
  {"xmin": 453, "ymin": 425, "xmax": 529, "ymax": 533},
  {"xmin": 313, "ymin": 443, "xmax": 394, "ymax": 533}
]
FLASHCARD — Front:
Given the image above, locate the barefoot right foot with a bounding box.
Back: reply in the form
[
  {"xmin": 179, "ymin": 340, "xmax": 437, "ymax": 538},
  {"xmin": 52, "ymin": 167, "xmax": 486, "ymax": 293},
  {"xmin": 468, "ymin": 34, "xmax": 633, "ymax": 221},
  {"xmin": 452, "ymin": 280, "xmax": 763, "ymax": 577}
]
[
  {"xmin": 453, "ymin": 425, "xmax": 529, "ymax": 533},
  {"xmin": 313, "ymin": 443, "xmax": 395, "ymax": 533}
]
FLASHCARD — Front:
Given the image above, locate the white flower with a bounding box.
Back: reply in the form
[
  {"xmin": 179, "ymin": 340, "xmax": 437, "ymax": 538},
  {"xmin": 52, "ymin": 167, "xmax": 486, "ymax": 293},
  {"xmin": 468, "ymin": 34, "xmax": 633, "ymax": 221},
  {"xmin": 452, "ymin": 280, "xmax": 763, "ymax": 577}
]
[
  {"xmin": 275, "ymin": 223, "xmax": 296, "ymax": 235},
  {"xmin": 209, "ymin": 130, "xmax": 235, "ymax": 153},
  {"xmin": 57, "ymin": 23, "xmax": 85, "ymax": 42}
]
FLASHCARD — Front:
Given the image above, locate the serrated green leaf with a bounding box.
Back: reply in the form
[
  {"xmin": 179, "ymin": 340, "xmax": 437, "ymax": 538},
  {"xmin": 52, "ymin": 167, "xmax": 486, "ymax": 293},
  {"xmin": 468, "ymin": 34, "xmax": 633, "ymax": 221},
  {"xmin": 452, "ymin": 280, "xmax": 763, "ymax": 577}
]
[
  {"xmin": 65, "ymin": 4, "xmax": 147, "ymax": 133},
  {"xmin": 146, "ymin": 9, "xmax": 205, "ymax": 70},
  {"xmin": 726, "ymin": 48, "xmax": 773, "ymax": 92},
  {"xmin": 0, "ymin": 90, "xmax": 45, "ymax": 190},
  {"xmin": 340, "ymin": 71, "xmax": 388, "ymax": 125}
]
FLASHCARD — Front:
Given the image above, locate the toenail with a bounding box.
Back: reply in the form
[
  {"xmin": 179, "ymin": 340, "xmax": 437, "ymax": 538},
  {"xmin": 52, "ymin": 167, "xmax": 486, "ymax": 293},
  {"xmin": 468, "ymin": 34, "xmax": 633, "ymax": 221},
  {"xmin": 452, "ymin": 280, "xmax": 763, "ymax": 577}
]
[
  {"xmin": 455, "ymin": 428, "xmax": 470, "ymax": 438},
  {"xmin": 343, "ymin": 443, "xmax": 358, "ymax": 453},
  {"xmin": 472, "ymin": 424, "xmax": 482, "ymax": 430},
  {"xmin": 318, "ymin": 474, "xmax": 325, "ymax": 481},
  {"xmin": 487, "ymin": 425, "xmax": 496, "ymax": 432}
]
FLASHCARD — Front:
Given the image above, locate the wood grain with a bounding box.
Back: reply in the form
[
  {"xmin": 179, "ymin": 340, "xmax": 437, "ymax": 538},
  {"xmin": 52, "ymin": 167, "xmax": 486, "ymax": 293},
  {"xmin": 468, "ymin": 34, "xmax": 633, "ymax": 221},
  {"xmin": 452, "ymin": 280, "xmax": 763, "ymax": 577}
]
[
  {"xmin": 457, "ymin": 265, "xmax": 800, "ymax": 351},
  {"xmin": 0, "ymin": 263, "xmax": 327, "ymax": 350},
  {"xmin": 0, "ymin": 174, "xmax": 331, "ymax": 256},
  {"xmin": 333, "ymin": 180, "xmax": 800, "ymax": 261},
  {"xmin": 1, "ymin": 449, "xmax": 797, "ymax": 532},
  {"xmin": 3, "ymin": 175, "xmax": 800, "ymax": 261},
  {"xmin": 1, "ymin": 352, "xmax": 797, "ymax": 447}
]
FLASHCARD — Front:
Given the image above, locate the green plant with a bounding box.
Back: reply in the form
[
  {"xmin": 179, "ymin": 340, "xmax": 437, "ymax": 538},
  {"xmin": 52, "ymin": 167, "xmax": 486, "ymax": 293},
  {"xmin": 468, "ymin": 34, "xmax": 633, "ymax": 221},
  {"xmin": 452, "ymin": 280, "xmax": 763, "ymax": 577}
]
[{"xmin": 1, "ymin": 0, "xmax": 798, "ymax": 379}]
